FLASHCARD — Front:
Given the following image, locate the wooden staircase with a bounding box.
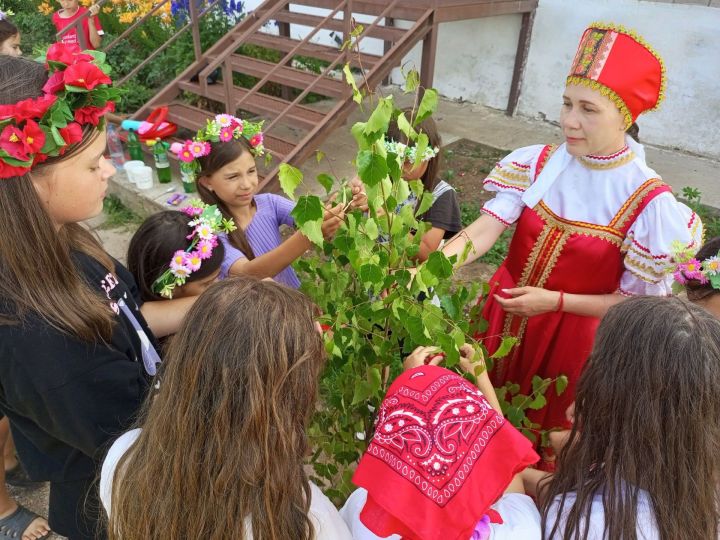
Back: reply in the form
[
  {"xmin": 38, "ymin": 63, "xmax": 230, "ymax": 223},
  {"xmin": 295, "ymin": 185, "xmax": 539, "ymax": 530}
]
[{"xmin": 132, "ymin": 0, "xmax": 537, "ymax": 192}]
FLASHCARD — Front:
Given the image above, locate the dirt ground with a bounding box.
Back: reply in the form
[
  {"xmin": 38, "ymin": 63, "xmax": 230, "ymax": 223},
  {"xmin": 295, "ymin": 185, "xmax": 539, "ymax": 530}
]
[{"xmin": 437, "ymin": 138, "xmax": 511, "ymax": 285}]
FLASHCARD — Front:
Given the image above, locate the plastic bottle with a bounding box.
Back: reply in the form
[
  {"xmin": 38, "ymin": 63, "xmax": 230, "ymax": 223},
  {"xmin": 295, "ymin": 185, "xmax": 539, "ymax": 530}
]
[
  {"xmin": 106, "ymin": 123, "xmax": 126, "ymax": 169},
  {"xmin": 152, "ymin": 139, "xmax": 172, "ymax": 184},
  {"xmin": 127, "ymin": 130, "xmax": 144, "ymax": 161}
]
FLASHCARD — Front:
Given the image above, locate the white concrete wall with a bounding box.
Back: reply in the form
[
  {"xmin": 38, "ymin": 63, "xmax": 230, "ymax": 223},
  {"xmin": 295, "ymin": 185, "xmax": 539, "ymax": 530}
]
[{"xmin": 242, "ymin": 0, "xmax": 720, "ymax": 158}]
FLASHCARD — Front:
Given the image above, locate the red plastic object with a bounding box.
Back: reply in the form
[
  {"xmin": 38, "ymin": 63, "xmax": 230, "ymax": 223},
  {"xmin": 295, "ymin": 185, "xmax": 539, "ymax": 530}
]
[{"xmin": 137, "ymin": 107, "xmax": 177, "ymax": 141}]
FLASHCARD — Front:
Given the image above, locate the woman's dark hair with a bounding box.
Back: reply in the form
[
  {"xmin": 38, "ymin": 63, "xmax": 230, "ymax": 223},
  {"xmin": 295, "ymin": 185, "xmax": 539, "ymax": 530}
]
[
  {"xmin": 196, "ymin": 138, "xmax": 256, "ymax": 259},
  {"xmin": 626, "ymin": 122, "xmax": 640, "ymax": 142},
  {"xmin": 386, "ymin": 107, "xmax": 442, "ymax": 193},
  {"xmin": 0, "ymin": 18, "xmax": 18, "ymax": 46},
  {"xmin": 127, "ymin": 211, "xmax": 226, "ymax": 302},
  {"xmin": 685, "ymin": 237, "xmax": 720, "ymax": 302},
  {"xmin": 539, "ymin": 296, "xmax": 720, "ymax": 540}
]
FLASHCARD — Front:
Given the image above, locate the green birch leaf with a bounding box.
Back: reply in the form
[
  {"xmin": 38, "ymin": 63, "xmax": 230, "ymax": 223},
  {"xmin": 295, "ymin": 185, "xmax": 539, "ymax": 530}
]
[
  {"xmin": 363, "ymin": 96, "xmax": 393, "ymax": 136},
  {"xmin": 343, "ymin": 64, "xmax": 362, "ymax": 105},
  {"xmin": 414, "ymin": 88, "xmax": 438, "ymax": 126},
  {"xmin": 426, "ymin": 252, "xmax": 453, "ymax": 279},
  {"xmin": 415, "ymin": 192, "xmax": 434, "ymax": 217},
  {"xmin": 279, "ymin": 163, "xmax": 303, "ymax": 200},
  {"xmin": 491, "ymin": 336, "xmax": 518, "ymax": 359},
  {"xmin": 397, "ymin": 112, "xmax": 417, "ymax": 141},
  {"xmin": 359, "ymin": 263, "xmax": 382, "ymax": 285},
  {"xmin": 555, "ymin": 375, "xmax": 569, "ymax": 395},
  {"xmin": 357, "ymin": 150, "xmax": 389, "ymax": 187},
  {"xmin": 404, "ymin": 68, "xmax": 420, "ymax": 94},
  {"xmin": 413, "ymin": 132, "xmax": 429, "ymax": 168},
  {"xmin": 316, "ymin": 173, "xmax": 334, "ymax": 195},
  {"xmin": 363, "ymin": 218, "xmax": 379, "ymax": 241}
]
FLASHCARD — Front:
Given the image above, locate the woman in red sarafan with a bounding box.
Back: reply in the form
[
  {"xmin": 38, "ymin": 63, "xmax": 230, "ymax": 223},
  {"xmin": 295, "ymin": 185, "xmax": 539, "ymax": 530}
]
[{"xmin": 439, "ymin": 23, "xmax": 703, "ymax": 443}]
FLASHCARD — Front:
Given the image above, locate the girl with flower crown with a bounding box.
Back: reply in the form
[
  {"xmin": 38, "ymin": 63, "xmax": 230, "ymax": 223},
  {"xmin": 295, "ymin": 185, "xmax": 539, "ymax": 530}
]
[
  {"xmin": 669, "ymin": 236, "xmax": 720, "ymax": 318},
  {"xmin": 0, "ymin": 49, "xmax": 199, "ymax": 539},
  {"xmin": 436, "ymin": 24, "xmax": 703, "ymax": 450},
  {"xmin": 384, "ymin": 108, "xmax": 462, "ymax": 262},
  {"xmin": 172, "ymin": 115, "xmax": 366, "ymax": 288},
  {"xmin": 0, "ymin": 11, "xmax": 21, "ymax": 57}
]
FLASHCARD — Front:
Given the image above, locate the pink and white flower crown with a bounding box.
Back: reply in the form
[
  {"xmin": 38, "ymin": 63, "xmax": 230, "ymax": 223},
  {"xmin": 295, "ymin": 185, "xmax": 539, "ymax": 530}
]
[
  {"xmin": 170, "ymin": 114, "xmax": 265, "ymax": 174},
  {"xmin": 0, "ymin": 43, "xmax": 120, "ymax": 179},
  {"xmin": 152, "ymin": 200, "xmax": 237, "ymax": 299},
  {"xmin": 669, "ymin": 240, "xmax": 720, "ymax": 293}
]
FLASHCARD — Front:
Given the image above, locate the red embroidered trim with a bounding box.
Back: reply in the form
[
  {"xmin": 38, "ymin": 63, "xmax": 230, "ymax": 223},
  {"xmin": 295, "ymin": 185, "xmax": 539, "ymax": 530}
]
[
  {"xmin": 481, "ymin": 207, "xmax": 511, "ymax": 227},
  {"xmin": 586, "ymin": 146, "xmax": 630, "ymax": 160},
  {"xmin": 688, "ymin": 212, "xmax": 697, "ymax": 228},
  {"xmin": 618, "ymin": 287, "xmax": 637, "ymax": 297},
  {"xmin": 631, "ymin": 238, "xmax": 669, "ymax": 260},
  {"xmin": 510, "ymin": 161, "xmax": 531, "ymax": 169},
  {"xmin": 482, "ymin": 179, "xmax": 526, "ymax": 193}
]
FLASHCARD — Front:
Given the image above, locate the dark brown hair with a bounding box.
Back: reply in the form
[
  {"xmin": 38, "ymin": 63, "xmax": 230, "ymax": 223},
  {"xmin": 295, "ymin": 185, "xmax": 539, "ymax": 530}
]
[
  {"xmin": 386, "ymin": 107, "xmax": 442, "ymax": 193},
  {"xmin": 127, "ymin": 210, "xmax": 226, "ymax": 302},
  {"xmin": 539, "ymin": 296, "xmax": 720, "ymax": 540},
  {"xmin": 0, "ymin": 55, "xmax": 115, "ymax": 341},
  {"xmin": 626, "ymin": 122, "xmax": 640, "ymax": 143},
  {"xmin": 0, "ymin": 17, "xmax": 18, "ymax": 46},
  {"xmin": 109, "ymin": 277, "xmax": 325, "ymax": 540},
  {"xmin": 197, "ymin": 138, "xmax": 256, "ymax": 259},
  {"xmin": 685, "ymin": 237, "xmax": 720, "ymax": 302}
]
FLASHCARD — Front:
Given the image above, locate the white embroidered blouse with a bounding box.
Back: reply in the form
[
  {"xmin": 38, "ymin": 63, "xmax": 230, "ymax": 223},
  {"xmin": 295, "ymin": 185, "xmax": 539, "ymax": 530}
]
[{"xmin": 481, "ymin": 139, "xmax": 702, "ymax": 296}]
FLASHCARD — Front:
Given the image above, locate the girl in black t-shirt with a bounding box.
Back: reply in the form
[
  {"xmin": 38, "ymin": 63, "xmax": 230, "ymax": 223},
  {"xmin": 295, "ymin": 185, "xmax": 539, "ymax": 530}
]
[
  {"xmin": 0, "ymin": 54, "xmax": 197, "ymax": 539},
  {"xmin": 385, "ymin": 109, "xmax": 462, "ymax": 261}
]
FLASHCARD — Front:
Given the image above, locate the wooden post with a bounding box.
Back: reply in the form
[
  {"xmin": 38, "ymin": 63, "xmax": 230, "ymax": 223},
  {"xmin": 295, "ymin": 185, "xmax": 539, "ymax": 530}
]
[
  {"xmin": 419, "ymin": 13, "xmax": 437, "ymax": 90},
  {"xmin": 188, "ymin": 0, "xmax": 203, "ymax": 62},
  {"xmin": 278, "ymin": 3, "xmax": 293, "ymax": 101},
  {"xmin": 382, "ymin": 16, "xmax": 395, "ymax": 85},
  {"xmin": 506, "ymin": 9, "xmax": 536, "ymax": 116}
]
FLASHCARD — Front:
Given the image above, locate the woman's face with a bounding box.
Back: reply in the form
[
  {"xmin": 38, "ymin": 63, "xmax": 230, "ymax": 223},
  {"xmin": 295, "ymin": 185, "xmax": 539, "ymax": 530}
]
[
  {"xmin": 560, "ymin": 84, "xmax": 627, "ymax": 157},
  {"xmin": 0, "ymin": 34, "xmax": 21, "ymax": 57},
  {"xmin": 32, "ymin": 130, "xmax": 115, "ymax": 227},
  {"xmin": 199, "ymin": 151, "xmax": 258, "ymax": 210}
]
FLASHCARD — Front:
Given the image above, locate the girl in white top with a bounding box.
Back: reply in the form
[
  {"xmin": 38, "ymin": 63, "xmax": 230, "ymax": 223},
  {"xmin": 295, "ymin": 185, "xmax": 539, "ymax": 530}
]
[
  {"xmin": 530, "ymin": 296, "xmax": 720, "ymax": 539},
  {"xmin": 100, "ymin": 277, "xmax": 352, "ymax": 540}
]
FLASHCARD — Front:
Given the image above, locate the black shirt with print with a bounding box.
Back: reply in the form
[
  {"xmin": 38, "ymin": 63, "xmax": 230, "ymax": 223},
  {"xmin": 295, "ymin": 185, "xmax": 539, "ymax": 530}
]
[{"xmin": 0, "ymin": 252, "xmax": 157, "ymax": 482}]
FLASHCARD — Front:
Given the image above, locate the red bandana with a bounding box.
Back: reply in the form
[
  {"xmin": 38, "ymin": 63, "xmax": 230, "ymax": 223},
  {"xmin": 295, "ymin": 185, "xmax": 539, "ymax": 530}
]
[{"xmin": 353, "ymin": 366, "xmax": 538, "ymax": 540}]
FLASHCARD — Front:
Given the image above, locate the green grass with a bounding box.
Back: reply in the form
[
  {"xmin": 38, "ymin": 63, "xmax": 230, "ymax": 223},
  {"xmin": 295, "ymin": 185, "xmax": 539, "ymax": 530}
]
[{"xmin": 101, "ymin": 195, "xmax": 144, "ymax": 230}]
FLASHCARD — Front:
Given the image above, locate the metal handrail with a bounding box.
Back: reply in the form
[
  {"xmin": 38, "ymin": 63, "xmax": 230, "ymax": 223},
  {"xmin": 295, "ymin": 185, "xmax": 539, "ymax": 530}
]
[
  {"xmin": 263, "ymin": 0, "xmax": 403, "ymax": 134},
  {"xmin": 232, "ymin": 0, "xmax": 349, "ymax": 112}
]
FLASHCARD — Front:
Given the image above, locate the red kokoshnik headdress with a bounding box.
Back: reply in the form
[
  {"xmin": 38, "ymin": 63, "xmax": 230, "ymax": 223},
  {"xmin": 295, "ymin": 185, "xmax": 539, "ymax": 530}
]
[
  {"xmin": 352, "ymin": 365, "xmax": 539, "ymax": 540},
  {"xmin": 567, "ymin": 22, "xmax": 666, "ymax": 128}
]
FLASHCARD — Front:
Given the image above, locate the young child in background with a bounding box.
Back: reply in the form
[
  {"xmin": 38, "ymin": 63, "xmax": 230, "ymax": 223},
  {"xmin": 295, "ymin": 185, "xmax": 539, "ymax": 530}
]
[
  {"xmin": 385, "ymin": 108, "xmax": 462, "ymax": 261},
  {"xmin": 52, "ymin": 0, "xmax": 103, "ymax": 49},
  {"xmin": 127, "ymin": 206, "xmax": 228, "ymax": 302},
  {"xmin": 671, "ymin": 236, "xmax": 720, "ymax": 318},
  {"xmin": 0, "ymin": 11, "xmax": 21, "ymax": 57},
  {"xmin": 172, "ymin": 116, "xmax": 365, "ymax": 288}
]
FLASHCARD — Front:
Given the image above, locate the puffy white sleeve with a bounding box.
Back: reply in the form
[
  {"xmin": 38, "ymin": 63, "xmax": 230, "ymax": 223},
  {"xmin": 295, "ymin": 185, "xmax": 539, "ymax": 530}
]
[
  {"xmin": 620, "ymin": 193, "xmax": 703, "ymax": 296},
  {"xmin": 481, "ymin": 145, "xmax": 546, "ymax": 226}
]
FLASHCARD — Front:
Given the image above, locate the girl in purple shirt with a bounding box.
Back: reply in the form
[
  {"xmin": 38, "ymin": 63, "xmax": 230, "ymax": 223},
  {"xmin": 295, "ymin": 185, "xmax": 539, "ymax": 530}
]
[{"xmin": 172, "ymin": 115, "xmax": 365, "ymax": 288}]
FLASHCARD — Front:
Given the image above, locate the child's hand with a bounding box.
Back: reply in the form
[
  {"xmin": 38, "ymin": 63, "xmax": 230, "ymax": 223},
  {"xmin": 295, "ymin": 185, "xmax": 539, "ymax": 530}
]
[
  {"xmin": 403, "ymin": 346, "xmax": 443, "ymax": 370},
  {"xmin": 89, "ymin": 3, "xmax": 101, "ymax": 16},
  {"xmin": 458, "ymin": 343, "xmax": 483, "ymax": 375},
  {"xmin": 321, "ymin": 201, "xmax": 345, "ymax": 240},
  {"xmin": 347, "ymin": 176, "xmax": 368, "ymax": 212}
]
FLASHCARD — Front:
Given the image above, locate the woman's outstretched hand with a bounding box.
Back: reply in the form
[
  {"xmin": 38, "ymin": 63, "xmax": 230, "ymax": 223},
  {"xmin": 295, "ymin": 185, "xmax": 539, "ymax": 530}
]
[{"xmin": 494, "ymin": 286, "xmax": 561, "ymax": 317}]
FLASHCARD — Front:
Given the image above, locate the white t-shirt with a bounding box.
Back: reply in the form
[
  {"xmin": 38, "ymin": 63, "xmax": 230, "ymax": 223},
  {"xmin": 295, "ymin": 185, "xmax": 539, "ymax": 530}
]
[
  {"xmin": 339, "ymin": 487, "xmax": 542, "ymax": 540},
  {"xmin": 545, "ymin": 488, "xmax": 659, "ymax": 539},
  {"xmin": 100, "ymin": 429, "xmax": 353, "ymax": 540}
]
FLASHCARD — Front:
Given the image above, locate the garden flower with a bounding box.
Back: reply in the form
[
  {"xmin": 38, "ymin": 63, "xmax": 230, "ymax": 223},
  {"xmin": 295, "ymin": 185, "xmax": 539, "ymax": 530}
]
[
  {"xmin": 186, "ymin": 252, "xmax": 202, "ymax": 272},
  {"xmin": 249, "ymin": 133, "xmax": 263, "ymax": 147},
  {"xmin": 196, "ymin": 239, "xmax": 214, "ymax": 259},
  {"xmin": 169, "ymin": 262, "xmax": 191, "ymax": 280},
  {"xmin": 42, "ymin": 71, "xmax": 66, "ymax": 94},
  {"xmin": 195, "ymin": 223, "xmax": 214, "ymax": 240},
  {"xmin": 63, "ymin": 61, "xmax": 112, "ymax": 91},
  {"xmin": 0, "ymin": 94, "xmax": 57, "ymax": 122},
  {"xmin": 171, "ymin": 250, "xmax": 188, "ymax": 267},
  {"xmin": 1, "ymin": 125, "xmax": 31, "ymax": 160},
  {"xmin": 189, "ymin": 141, "xmax": 211, "ymax": 158},
  {"xmin": 20, "ymin": 120, "xmax": 45, "ymax": 155},
  {"xmin": 679, "ymin": 259, "xmax": 704, "ymax": 281},
  {"xmin": 673, "ymin": 269, "xmax": 688, "ymax": 285},
  {"xmin": 170, "ymin": 142, "xmax": 184, "ymax": 155},
  {"xmin": 45, "ymin": 43, "xmax": 93, "ymax": 67},
  {"xmin": 219, "ymin": 126, "xmax": 234, "ymax": 142},
  {"xmin": 178, "ymin": 143, "xmax": 195, "ymax": 163},
  {"xmin": 74, "ymin": 102, "xmax": 116, "ymax": 126},
  {"xmin": 215, "ymin": 114, "xmax": 234, "ymax": 127},
  {"xmin": 703, "ymin": 256, "xmax": 720, "ymax": 275},
  {"xmin": 182, "ymin": 205, "xmax": 203, "ymax": 217}
]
